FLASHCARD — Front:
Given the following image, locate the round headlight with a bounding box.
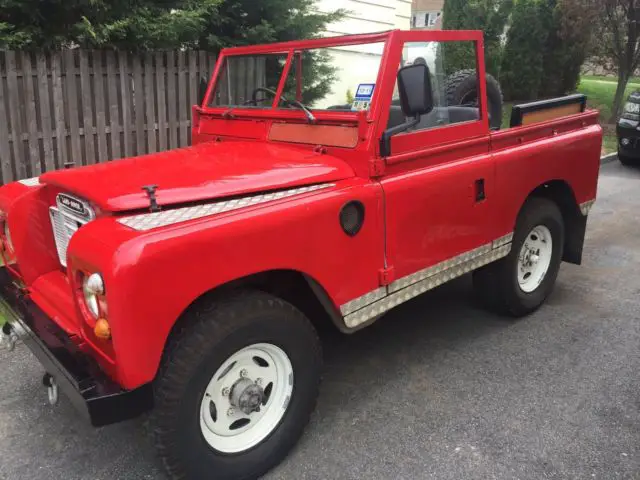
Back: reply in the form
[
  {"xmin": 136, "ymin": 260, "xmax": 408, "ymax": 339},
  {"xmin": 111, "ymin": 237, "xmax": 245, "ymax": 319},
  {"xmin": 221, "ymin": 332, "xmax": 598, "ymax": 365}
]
[
  {"xmin": 82, "ymin": 273, "xmax": 104, "ymax": 318},
  {"xmin": 86, "ymin": 273, "xmax": 104, "ymax": 295}
]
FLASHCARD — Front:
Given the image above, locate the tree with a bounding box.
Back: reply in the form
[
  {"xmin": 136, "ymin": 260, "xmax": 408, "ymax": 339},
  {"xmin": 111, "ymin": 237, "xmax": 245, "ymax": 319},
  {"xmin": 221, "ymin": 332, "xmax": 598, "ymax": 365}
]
[
  {"xmin": 595, "ymin": 0, "xmax": 640, "ymax": 121},
  {"xmin": 500, "ymin": 0, "xmax": 549, "ymax": 101},
  {"xmin": 0, "ymin": 0, "xmax": 342, "ymax": 51},
  {"xmin": 194, "ymin": 0, "xmax": 343, "ymax": 51},
  {"xmin": 0, "ymin": 0, "xmax": 343, "ymax": 104},
  {"xmin": 538, "ymin": 0, "xmax": 599, "ymax": 98},
  {"xmin": 0, "ymin": 0, "xmax": 220, "ymax": 50},
  {"xmin": 442, "ymin": 0, "xmax": 513, "ymax": 77}
]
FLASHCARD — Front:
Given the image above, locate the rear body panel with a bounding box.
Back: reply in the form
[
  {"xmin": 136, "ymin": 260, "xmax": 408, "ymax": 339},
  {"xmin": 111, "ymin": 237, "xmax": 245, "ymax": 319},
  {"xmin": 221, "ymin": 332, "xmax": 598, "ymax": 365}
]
[{"xmin": 491, "ymin": 112, "xmax": 601, "ymax": 233}]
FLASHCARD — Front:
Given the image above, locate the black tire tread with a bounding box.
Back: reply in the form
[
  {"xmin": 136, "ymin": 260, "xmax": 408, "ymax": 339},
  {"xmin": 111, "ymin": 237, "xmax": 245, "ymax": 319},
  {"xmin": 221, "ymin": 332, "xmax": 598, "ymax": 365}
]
[
  {"xmin": 151, "ymin": 291, "xmax": 322, "ymax": 480},
  {"xmin": 473, "ymin": 197, "xmax": 564, "ymax": 317},
  {"xmin": 445, "ymin": 69, "xmax": 503, "ymax": 129}
]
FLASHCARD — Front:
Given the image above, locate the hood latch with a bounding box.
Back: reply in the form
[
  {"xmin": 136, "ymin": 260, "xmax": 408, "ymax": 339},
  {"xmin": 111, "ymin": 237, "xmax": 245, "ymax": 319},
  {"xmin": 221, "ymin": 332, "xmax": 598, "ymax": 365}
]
[{"xmin": 141, "ymin": 184, "xmax": 160, "ymax": 213}]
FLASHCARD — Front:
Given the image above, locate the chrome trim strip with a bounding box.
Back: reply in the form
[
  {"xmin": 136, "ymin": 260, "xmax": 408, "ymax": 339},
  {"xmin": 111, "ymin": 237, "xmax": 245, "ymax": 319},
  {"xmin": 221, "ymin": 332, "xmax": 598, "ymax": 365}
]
[
  {"xmin": 18, "ymin": 177, "xmax": 40, "ymax": 187},
  {"xmin": 341, "ymin": 235, "xmax": 514, "ymax": 329},
  {"xmin": 339, "ymin": 287, "xmax": 387, "ymax": 316},
  {"xmin": 118, "ymin": 183, "xmax": 335, "ymax": 231},
  {"xmin": 579, "ymin": 199, "xmax": 595, "ymax": 216},
  {"xmin": 388, "ymin": 244, "xmax": 492, "ymax": 294},
  {"xmin": 492, "ymin": 232, "xmax": 514, "ymax": 249}
]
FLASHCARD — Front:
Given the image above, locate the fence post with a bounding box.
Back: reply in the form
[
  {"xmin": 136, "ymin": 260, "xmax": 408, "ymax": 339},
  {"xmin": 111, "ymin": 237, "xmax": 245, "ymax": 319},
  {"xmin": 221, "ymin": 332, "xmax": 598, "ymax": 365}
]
[
  {"xmin": 93, "ymin": 50, "xmax": 108, "ymax": 163},
  {"xmin": 6, "ymin": 51, "xmax": 25, "ymax": 180},
  {"xmin": 79, "ymin": 50, "xmax": 95, "ymax": 165},
  {"xmin": 166, "ymin": 51, "xmax": 178, "ymax": 150},
  {"xmin": 0, "ymin": 52, "xmax": 13, "ymax": 183},
  {"xmin": 36, "ymin": 53, "xmax": 55, "ymax": 172}
]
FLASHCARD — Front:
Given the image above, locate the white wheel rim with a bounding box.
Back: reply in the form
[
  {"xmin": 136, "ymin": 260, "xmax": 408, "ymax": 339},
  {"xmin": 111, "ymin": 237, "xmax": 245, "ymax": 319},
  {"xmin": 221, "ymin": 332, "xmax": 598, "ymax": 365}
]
[
  {"xmin": 199, "ymin": 343, "xmax": 294, "ymax": 454},
  {"xmin": 517, "ymin": 225, "xmax": 553, "ymax": 293}
]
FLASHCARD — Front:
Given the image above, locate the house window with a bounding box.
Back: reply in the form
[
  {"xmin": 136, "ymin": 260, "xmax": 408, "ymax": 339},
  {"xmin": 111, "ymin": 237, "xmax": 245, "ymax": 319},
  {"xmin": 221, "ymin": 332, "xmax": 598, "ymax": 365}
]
[{"xmin": 425, "ymin": 11, "xmax": 442, "ymax": 27}]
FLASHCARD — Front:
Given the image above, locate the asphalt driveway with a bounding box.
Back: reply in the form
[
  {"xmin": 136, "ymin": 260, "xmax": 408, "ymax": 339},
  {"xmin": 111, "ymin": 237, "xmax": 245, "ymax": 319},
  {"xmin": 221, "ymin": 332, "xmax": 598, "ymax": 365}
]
[{"xmin": 1, "ymin": 159, "xmax": 639, "ymax": 480}]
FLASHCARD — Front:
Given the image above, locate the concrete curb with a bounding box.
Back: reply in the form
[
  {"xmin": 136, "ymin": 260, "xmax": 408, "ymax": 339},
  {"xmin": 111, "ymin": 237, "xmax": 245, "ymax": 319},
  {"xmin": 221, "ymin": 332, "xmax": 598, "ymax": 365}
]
[{"xmin": 600, "ymin": 152, "xmax": 617, "ymax": 164}]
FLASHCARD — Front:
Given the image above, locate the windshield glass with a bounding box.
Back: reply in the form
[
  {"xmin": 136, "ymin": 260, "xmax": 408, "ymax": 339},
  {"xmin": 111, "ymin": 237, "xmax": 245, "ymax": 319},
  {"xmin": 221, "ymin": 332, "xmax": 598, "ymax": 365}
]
[
  {"xmin": 208, "ymin": 53, "xmax": 289, "ymax": 108},
  {"xmin": 207, "ymin": 41, "xmax": 386, "ymax": 113}
]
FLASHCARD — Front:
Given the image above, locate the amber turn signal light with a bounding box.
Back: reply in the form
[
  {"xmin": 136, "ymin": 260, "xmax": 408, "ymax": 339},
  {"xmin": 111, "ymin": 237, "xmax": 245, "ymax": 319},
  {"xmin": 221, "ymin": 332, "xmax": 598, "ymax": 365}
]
[{"xmin": 94, "ymin": 318, "xmax": 111, "ymax": 340}]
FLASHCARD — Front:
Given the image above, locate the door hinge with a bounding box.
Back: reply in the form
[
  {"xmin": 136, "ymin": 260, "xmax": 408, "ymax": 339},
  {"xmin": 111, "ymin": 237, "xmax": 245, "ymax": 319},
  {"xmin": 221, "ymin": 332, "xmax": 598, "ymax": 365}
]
[
  {"xmin": 378, "ymin": 266, "xmax": 395, "ymax": 286},
  {"xmin": 370, "ymin": 159, "xmax": 386, "ymax": 177}
]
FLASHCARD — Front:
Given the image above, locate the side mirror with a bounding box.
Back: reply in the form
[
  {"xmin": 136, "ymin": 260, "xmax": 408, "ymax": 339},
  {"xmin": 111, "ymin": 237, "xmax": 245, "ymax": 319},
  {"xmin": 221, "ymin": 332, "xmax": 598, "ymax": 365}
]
[
  {"xmin": 379, "ymin": 63, "xmax": 434, "ymax": 157},
  {"xmin": 397, "ymin": 63, "xmax": 434, "ymax": 117}
]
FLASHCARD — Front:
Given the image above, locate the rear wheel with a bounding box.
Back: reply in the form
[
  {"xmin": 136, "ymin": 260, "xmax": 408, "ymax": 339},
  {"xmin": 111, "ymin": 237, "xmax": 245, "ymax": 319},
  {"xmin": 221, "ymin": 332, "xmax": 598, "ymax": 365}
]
[
  {"xmin": 152, "ymin": 291, "xmax": 322, "ymax": 480},
  {"xmin": 445, "ymin": 69, "xmax": 503, "ymax": 129},
  {"xmin": 473, "ymin": 198, "xmax": 564, "ymax": 317}
]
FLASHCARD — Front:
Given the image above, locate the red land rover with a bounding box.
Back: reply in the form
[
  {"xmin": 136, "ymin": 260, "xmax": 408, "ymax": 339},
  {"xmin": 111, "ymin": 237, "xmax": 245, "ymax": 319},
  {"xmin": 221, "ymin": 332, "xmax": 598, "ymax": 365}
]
[{"xmin": 0, "ymin": 30, "xmax": 601, "ymax": 479}]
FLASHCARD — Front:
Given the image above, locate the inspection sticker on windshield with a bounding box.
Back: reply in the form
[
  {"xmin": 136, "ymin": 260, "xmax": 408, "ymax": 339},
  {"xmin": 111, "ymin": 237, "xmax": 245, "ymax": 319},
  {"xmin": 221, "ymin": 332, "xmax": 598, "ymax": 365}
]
[{"xmin": 353, "ymin": 83, "xmax": 375, "ymax": 111}]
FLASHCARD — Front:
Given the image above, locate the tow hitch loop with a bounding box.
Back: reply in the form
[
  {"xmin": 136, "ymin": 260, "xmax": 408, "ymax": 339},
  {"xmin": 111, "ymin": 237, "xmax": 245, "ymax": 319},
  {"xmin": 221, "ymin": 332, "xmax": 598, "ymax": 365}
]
[{"xmin": 43, "ymin": 373, "xmax": 59, "ymax": 406}]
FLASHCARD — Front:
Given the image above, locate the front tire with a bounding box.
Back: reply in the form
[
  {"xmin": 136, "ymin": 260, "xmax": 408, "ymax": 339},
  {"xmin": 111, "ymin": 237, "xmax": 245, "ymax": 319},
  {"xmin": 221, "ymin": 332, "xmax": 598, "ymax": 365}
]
[
  {"xmin": 473, "ymin": 198, "xmax": 564, "ymax": 317},
  {"xmin": 152, "ymin": 291, "xmax": 322, "ymax": 480}
]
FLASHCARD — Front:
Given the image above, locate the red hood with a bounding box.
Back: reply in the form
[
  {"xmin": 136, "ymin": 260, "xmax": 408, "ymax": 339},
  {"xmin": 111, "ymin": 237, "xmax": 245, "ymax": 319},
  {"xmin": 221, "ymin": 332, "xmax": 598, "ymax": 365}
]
[{"xmin": 39, "ymin": 141, "xmax": 354, "ymax": 211}]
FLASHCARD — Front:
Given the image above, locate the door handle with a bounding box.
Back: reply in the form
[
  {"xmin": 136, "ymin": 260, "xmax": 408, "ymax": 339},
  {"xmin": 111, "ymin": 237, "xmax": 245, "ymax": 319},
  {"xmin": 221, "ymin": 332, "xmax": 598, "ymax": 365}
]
[{"xmin": 474, "ymin": 179, "xmax": 486, "ymax": 202}]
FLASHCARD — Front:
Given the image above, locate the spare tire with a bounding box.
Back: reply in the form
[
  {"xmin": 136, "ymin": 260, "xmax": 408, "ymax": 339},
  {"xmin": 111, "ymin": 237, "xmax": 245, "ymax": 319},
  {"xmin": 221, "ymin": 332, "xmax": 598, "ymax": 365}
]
[{"xmin": 445, "ymin": 69, "xmax": 503, "ymax": 130}]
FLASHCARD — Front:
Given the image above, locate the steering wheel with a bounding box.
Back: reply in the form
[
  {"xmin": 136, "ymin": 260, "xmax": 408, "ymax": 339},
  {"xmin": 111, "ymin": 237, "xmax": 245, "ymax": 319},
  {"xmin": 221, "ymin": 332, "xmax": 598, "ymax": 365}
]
[{"xmin": 244, "ymin": 87, "xmax": 291, "ymax": 106}]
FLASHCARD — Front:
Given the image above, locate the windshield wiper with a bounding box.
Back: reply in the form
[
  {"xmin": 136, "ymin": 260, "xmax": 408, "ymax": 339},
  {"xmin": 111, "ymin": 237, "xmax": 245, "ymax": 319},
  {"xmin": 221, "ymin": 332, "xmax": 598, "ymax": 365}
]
[
  {"xmin": 221, "ymin": 107, "xmax": 236, "ymax": 119},
  {"xmin": 285, "ymin": 99, "xmax": 316, "ymax": 124},
  {"xmin": 220, "ymin": 96, "xmax": 315, "ymax": 123}
]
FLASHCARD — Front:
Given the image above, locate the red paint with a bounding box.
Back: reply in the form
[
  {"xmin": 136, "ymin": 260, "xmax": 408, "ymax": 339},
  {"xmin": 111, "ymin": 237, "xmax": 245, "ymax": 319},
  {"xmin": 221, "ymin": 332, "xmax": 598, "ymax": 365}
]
[
  {"xmin": 39, "ymin": 141, "xmax": 355, "ymax": 211},
  {"xmin": 0, "ymin": 30, "xmax": 602, "ymax": 391}
]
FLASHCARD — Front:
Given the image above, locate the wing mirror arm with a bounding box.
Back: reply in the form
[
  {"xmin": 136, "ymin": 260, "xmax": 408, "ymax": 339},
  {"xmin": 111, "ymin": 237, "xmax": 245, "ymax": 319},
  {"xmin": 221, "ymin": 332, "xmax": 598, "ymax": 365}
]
[{"xmin": 380, "ymin": 116, "xmax": 420, "ymax": 158}]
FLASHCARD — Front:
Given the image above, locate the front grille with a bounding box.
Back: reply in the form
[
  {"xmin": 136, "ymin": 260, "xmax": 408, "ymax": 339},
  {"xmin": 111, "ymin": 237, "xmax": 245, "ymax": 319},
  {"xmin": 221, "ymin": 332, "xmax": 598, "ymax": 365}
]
[{"xmin": 49, "ymin": 194, "xmax": 94, "ymax": 267}]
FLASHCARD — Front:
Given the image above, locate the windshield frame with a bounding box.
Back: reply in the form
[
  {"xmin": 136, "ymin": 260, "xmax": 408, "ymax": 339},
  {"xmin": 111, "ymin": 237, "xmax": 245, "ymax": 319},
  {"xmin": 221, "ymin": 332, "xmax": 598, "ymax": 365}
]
[{"xmin": 201, "ymin": 31, "xmax": 392, "ymax": 123}]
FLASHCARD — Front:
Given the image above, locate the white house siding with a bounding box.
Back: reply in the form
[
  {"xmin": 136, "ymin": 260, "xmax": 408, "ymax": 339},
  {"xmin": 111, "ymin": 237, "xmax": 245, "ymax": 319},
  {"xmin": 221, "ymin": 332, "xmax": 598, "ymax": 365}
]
[{"xmin": 314, "ymin": 0, "xmax": 411, "ymax": 107}]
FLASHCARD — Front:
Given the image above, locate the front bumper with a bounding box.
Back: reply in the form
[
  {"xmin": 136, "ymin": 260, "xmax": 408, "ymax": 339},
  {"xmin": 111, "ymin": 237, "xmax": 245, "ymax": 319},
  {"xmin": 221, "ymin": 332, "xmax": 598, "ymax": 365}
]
[
  {"xmin": 0, "ymin": 268, "xmax": 153, "ymax": 426},
  {"xmin": 617, "ymin": 122, "xmax": 640, "ymax": 158}
]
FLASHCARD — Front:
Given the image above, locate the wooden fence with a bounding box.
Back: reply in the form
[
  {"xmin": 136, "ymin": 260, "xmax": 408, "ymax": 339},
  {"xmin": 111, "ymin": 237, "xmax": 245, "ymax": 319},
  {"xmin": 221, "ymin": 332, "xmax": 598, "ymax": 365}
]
[{"xmin": 0, "ymin": 50, "xmax": 216, "ymax": 184}]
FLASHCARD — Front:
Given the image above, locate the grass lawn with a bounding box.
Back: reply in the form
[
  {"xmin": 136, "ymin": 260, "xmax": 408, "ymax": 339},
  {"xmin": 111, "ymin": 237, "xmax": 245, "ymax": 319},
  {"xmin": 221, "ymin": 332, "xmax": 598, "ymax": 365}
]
[
  {"xmin": 499, "ymin": 76, "xmax": 632, "ymax": 155},
  {"xmin": 577, "ymin": 76, "xmax": 640, "ymax": 124},
  {"xmin": 578, "ymin": 76, "xmax": 633, "ymax": 154}
]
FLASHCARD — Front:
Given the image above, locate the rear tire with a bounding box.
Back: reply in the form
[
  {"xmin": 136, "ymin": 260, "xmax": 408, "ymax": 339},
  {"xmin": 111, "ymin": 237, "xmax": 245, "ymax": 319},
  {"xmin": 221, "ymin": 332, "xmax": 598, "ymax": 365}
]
[
  {"xmin": 445, "ymin": 69, "xmax": 503, "ymax": 129},
  {"xmin": 152, "ymin": 291, "xmax": 322, "ymax": 480},
  {"xmin": 473, "ymin": 198, "xmax": 564, "ymax": 317}
]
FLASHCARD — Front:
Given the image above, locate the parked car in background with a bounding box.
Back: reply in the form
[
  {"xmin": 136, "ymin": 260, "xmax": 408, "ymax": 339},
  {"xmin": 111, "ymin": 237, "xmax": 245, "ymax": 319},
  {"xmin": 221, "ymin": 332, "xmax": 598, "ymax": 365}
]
[{"xmin": 617, "ymin": 91, "xmax": 640, "ymax": 165}]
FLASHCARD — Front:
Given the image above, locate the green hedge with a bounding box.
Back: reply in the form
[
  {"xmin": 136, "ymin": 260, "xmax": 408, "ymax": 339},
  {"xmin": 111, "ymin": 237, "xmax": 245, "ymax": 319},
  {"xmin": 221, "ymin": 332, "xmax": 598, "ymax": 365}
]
[
  {"xmin": 500, "ymin": 0, "xmax": 548, "ymax": 101},
  {"xmin": 500, "ymin": 0, "xmax": 591, "ymax": 102},
  {"xmin": 442, "ymin": 0, "xmax": 512, "ymax": 78}
]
